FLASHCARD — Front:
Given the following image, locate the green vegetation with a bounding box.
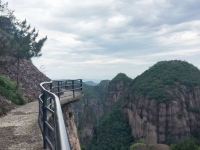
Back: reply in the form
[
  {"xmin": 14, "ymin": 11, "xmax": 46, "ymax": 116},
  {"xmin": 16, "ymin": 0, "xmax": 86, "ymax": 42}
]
[
  {"xmin": 0, "ymin": 1, "xmax": 47, "ymax": 87},
  {"xmin": 111, "ymin": 73, "xmax": 132, "ymax": 85},
  {"xmin": 131, "ymin": 60, "xmax": 200, "ymax": 102},
  {"xmin": 171, "ymin": 138, "xmax": 200, "ymax": 150},
  {"xmin": 0, "ymin": 1, "xmax": 47, "ymax": 59},
  {"xmin": 89, "ymin": 108, "xmax": 133, "ymax": 150},
  {"xmin": 81, "ymin": 75, "xmax": 133, "ymax": 150},
  {"xmin": 130, "ymin": 142, "xmax": 146, "ymax": 150},
  {"xmin": 0, "ymin": 75, "xmax": 24, "ymax": 105}
]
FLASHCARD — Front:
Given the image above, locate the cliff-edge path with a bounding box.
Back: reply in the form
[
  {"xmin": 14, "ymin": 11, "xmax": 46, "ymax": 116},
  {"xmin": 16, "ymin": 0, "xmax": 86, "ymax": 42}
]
[{"xmin": 0, "ymin": 101, "xmax": 42, "ymax": 150}]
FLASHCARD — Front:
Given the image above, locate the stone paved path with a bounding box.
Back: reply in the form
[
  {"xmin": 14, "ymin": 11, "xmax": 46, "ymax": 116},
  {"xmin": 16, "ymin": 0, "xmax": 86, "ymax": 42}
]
[{"xmin": 0, "ymin": 101, "xmax": 42, "ymax": 150}]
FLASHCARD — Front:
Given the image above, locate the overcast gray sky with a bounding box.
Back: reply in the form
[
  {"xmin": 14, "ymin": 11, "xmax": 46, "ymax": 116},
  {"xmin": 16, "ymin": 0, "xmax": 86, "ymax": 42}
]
[{"xmin": 6, "ymin": 0, "xmax": 200, "ymax": 81}]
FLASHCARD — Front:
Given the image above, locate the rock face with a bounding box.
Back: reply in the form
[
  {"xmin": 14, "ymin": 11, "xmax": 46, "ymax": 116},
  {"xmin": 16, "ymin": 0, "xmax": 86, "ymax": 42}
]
[
  {"xmin": 74, "ymin": 74, "xmax": 132, "ymax": 148},
  {"xmin": 126, "ymin": 86, "xmax": 200, "ymax": 144},
  {"xmin": 0, "ymin": 57, "xmax": 49, "ymax": 115},
  {"xmin": 125, "ymin": 60, "xmax": 200, "ymax": 144},
  {"xmin": 0, "ymin": 57, "xmax": 49, "ymax": 101},
  {"xmin": 77, "ymin": 60, "xmax": 200, "ymax": 148},
  {"xmin": 105, "ymin": 73, "xmax": 132, "ymax": 111},
  {"xmin": 63, "ymin": 105, "xmax": 81, "ymax": 150},
  {"xmin": 72, "ymin": 80, "xmax": 110, "ymax": 147}
]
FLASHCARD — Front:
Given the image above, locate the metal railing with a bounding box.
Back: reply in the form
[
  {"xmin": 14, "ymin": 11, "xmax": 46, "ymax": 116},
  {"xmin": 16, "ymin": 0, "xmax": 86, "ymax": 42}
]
[{"xmin": 38, "ymin": 79, "xmax": 82, "ymax": 150}]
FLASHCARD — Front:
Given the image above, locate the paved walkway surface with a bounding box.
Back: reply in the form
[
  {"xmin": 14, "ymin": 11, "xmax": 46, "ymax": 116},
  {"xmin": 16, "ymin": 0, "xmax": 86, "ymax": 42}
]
[
  {"xmin": 0, "ymin": 101, "xmax": 42, "ymax": 150},
  {"xmin": 60, "ymin": 91, "xmax": 82, "ymax": 105}
]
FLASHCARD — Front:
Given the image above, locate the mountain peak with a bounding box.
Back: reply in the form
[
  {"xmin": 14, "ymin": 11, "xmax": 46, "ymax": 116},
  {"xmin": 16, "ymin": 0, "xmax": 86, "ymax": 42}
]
[
  {"xmin": 131, "ymin": 60, "xmax": 200, "ymax": 102},
  {"xmin": 112, "ymin": 73, "xmax": 132, "ymax": 83}
]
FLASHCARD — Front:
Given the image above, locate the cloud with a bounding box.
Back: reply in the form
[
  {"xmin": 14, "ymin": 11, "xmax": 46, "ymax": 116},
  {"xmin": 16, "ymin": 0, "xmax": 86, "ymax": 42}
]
[{"xmin": 6, "ymin": 0, "xmax": 200, "ymax": 80}]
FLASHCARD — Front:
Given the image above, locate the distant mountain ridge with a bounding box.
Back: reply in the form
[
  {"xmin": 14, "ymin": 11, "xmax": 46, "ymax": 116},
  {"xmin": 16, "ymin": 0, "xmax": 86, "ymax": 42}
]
[
  {"xmin": 84, "ymin": 81, "xmax": 98, "ymax": 86},
  {"xmin": 75, "ymin": 60, "xmax": 200, "ymax": 149}
]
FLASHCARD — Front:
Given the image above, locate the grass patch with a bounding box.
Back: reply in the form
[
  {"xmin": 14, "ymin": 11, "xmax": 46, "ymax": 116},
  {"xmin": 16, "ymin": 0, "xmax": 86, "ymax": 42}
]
[{"xmin": 0, "ymin": 75, "xmax": 24, "ymax": 105}]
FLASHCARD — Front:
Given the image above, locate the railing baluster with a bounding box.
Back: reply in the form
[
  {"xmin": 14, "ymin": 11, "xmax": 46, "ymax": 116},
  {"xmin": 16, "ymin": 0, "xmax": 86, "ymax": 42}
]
[
  {"xmin": 58, "ymin": 81, "xmax": 60, "ymax": 99},
  {"xmin": 72, "ymin": 80, "xmax": 75, "ymax": 98},
  {"xmin": 42, "ymin": 93, "xmax": 47, "ymax": 149},
  {"xmin": 80, "ymin": 79, "xmax": 82, "ymax": 91}
]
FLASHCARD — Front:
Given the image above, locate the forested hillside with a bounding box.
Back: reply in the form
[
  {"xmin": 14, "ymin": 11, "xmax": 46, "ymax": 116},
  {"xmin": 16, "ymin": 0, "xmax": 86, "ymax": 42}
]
[{"xmin": 76, "ymin": 60, "xmax": 200, "ymax": 150}]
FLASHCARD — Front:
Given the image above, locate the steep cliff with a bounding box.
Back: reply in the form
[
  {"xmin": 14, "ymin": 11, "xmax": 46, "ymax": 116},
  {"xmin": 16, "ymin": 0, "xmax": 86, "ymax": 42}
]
[
  {"xmin": 75, "ymin": 74, "xmax": 134, "ymax": 149},
  {"xmin": 126, "ymin": 60, "xmax": 200, "ymax": 144},
  {"xmin": 73, "ymin": 80, "xmax": 110, "ymax": 148},
  {"xmin": 78, "ymin": 60, "xmax": 200, "ymax": 149},
  {"xmin": 63, "ymin": 105, "xmax": 81, "ymax": 150},
  {"xmin": 105, "ymin": 73, "xmax": 132, "ymax": 111}
]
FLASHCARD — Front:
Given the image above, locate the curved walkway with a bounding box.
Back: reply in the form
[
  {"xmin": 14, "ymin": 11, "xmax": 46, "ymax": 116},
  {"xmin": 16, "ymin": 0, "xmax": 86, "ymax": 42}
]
[{"xmin": 0, "ymin": 86, "xmax": 82, "ymax": 150}]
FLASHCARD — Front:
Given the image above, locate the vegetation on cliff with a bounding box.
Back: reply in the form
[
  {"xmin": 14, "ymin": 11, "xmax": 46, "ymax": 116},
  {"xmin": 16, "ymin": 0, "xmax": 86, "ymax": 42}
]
[
  {"xmin": 171, "ymin": 138, "xmax": 200, "ymax": 150},
  {"xmin": 131, "ymin": 60, "xmax": 200, "ymax": 102},
  {"xmin": 111, "ymin": 73, "xmax": 132, "ymax": 85},
  {"xmin": 75, "ymin": 81, "xmax": 110, "ymax": 148},
  {"xmin": 0, "ymin": 75, "xmax": 24, "ymax": 105},
  {"xmin": 89, "ymin": 108, "xmax": 133, "ymax": 150},
  {"xmin": 80, "ymin": 74, "xmax": 134, "ymax": 149},
  {"xmin": 79, "ymin": 61, "xmax": 200, "ymax": 149}
]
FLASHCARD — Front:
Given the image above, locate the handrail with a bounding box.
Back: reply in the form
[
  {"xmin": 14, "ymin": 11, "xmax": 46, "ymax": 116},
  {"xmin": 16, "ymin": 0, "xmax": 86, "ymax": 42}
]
[{"xmin": 38, "ymin": 79, "xmax": 82, "ymax": 150}]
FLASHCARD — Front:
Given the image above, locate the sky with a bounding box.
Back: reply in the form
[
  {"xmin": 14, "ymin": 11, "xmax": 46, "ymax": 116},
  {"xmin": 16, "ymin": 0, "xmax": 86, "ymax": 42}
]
[{"xmin": 6, "ymin": 0, "xmax": 200, "ymax": 82}]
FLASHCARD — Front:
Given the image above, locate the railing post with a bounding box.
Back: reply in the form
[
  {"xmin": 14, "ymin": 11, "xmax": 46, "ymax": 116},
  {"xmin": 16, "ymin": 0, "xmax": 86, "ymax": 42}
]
[
  {"xmin": 58, "ymin": 81, "xmax": 60, "ymax": 99},
  {"xmin": 72, "ymin": 80, "xmax": 75, "ymax": 98},
  {"xmin": 42, "ymin": 92, "xmax": 47, "ymax": 149},
  {"xmin": 50, "ymin": 82, "xmax": 53, "ymax": 109},
  {"xmin": 65, "ymin": 81, "xmax": 68, "ymax": 89},
  {"xmin": 80, "ymin": 79, "xmax": 83, "ymax": 91},
  {"xmin": 50, "ymin": 82, "xmax": 52, "ymax": 92}
]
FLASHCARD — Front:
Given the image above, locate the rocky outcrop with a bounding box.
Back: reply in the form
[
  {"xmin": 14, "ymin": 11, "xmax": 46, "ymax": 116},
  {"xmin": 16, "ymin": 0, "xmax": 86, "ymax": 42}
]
[
  {"xmin": 125, "ymin": 85, "xmax": 200, "ymax": 144},
  {"xmin": 63, "ymin": 105, "xmax": 81, "ymax": 150},
  {"xmin": 124, "ymin": 61, "xmax": 200, "ymax": 144},
  {"xmin": 72, "ymin": 80, "xmax": 110, "ymax": 148},
  {"xmin": 74, "ymin": 74, "xmax": 133, "ymax": 148},
  {"xmin": 0, "ymin": 57, "xmax": 49, "ymax": 101},
  {"xmin": 78, "ymin": 61, "xmax": 200, "ymax": 148},
  {"xmin": 105, "ymin": 73, "xmax": 131, "ymax": 111}
]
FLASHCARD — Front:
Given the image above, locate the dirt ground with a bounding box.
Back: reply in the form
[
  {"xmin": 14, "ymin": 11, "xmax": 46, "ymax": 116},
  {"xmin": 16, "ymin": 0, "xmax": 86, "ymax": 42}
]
[{"xmin": 0, "ymin": 101, "xmax": 43, "ymax": 150}]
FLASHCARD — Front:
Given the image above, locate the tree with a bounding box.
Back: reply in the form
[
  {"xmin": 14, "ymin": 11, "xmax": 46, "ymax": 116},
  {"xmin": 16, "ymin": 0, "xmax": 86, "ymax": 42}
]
[
  {"xmin": 0, "ymin": 0, "xmax": 47, "ymax": 88},
  {"xmin": 11, "ymin": 19, "xmax": 47, "ymax": 87},
  {"xmin": 0, "ymin": 1, "xmax": 15, "ymax": 56}
]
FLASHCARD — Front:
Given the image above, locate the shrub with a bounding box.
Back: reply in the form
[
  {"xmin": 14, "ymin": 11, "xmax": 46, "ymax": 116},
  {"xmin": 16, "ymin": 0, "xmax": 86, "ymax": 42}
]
[
  {"xmin": 0, "ymin": 75, "xmax": 24, "ymax": 105},
  {"xmin": 170, "ymin": 138, "xmax": 200, "ymax": 150}
]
